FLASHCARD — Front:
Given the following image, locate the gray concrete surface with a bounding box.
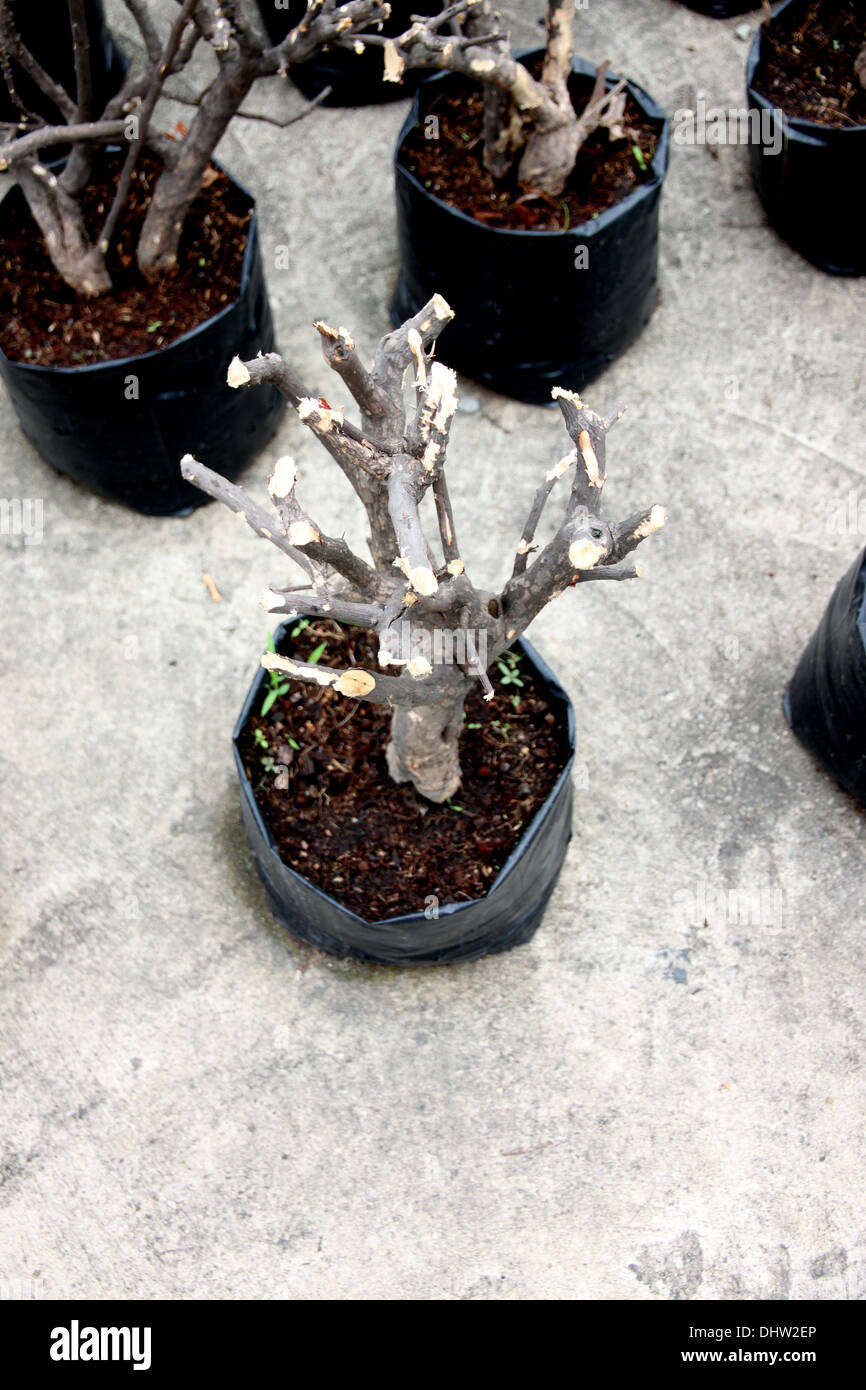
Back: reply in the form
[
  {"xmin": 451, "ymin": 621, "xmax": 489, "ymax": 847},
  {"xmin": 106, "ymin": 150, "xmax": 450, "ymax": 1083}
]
[{"xmin": 1, "ymin": 0, "xmax": 865, "ymax": 1301}]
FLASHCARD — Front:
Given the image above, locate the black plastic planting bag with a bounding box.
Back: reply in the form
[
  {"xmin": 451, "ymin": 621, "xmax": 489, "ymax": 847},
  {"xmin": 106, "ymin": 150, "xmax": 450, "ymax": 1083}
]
[
  {"xmin": 746, "ymin": 0, "xmax": 866, "ymax": 276},
  {"xmin": 0, "ymin": 0, "xmax": 125, "ymax": 129},
  {"xmin": 0, "ymin": 176, "xmax": 284, "ymax": 516},
  {"xmin": 679, "ymin": 0, "xmax": 759, "ymax": 16},
  {"xmin": 234, "ymin": 627, "xmax": 576, "ymax": 965},
  {"xmin": 784, "ymin": 549, "xmax": 866, "ymax": 806},
  {"xmin": 391, "ymin": 54, "xmax": 669, "ymax": 405},
  {"xmin": 254, "ymin": 0, "xmax": 440, "ymax": 106}
]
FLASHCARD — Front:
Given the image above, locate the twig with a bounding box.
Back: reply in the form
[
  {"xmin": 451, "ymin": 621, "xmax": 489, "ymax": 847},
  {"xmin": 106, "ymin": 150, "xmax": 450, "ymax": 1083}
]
[{"xmin": 161, "ymin": 82, "xmax": 334, "ymax": 127}]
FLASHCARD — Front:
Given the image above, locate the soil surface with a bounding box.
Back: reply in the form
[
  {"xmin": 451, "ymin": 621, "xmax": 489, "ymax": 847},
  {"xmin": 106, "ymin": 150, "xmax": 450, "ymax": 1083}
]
[
  {"xmin": 398, "ymin": 64, "xmax": 662, "ymax": 231},
  {"xmin": 0, "ymin": 147, "xmax": 251, "ymax": 367},
  {"xmin": 753, "ymin": 0, "xmax": 866, "ymax": 128},
  {"xmin": 238, "ymin": 621, "xmax": 572, "ymax": 922}
]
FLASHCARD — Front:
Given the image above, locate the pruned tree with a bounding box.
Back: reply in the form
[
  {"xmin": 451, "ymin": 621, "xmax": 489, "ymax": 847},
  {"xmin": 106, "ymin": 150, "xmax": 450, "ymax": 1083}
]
[
  {"xmin": 365, "ymin": 0, "xmax": 636, "ymax": 196},
  {"xmin": 0, "ymin": 0, "xmax": 396, "ymax": 294},
  {"xmin": 182, "ymin": 296, "xmax": 666, "ymax": 803}
]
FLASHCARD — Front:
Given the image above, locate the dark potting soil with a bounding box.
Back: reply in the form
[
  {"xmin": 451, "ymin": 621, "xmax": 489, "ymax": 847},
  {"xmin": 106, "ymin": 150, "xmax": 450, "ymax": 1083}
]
[
  {"xmin": 237, "ymin": 622, "xmax": 571, "ymax": 922},
  {"xmin": 398, "ymin": 72, "xmax": 661, "ymax": 231},
  {"xmin": 0, "ymin": 147, "xmax": 251, "ymax": 367},
  {"xmin": 753, "ymin": 0, "xmax": 866, "ymax": 128}
]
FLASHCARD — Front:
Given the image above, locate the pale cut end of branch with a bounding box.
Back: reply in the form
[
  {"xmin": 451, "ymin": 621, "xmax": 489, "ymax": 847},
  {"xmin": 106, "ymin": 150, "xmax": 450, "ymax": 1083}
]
[
  {"xmin": 227, "ymin": 356, "xmax": 251, "ymax": 389},
  {"xmin": 551, "ymin": 386, "xmax": 584, "ymax": 409},
  {"xmin": 428, "ymin": 362, "xmax": 458, "ymax": 432},
  {"xmin": 407, "ymin": 656, "xmax": 433, "ymax": 678},
  {"xmin": 577, "ymin": 429, "xmax": 601, "ymax": 488},
  {"xmin": 31, "ymin": 163, "xmax": 58, "ymax": 188},
  {"xmin": 335, "ymin": 669, "xmax": 377, "ymax": 698},
  {"xmin": 569, "ymin": 538, "xmax": 605, "ymax": 570},
  {"xmin": 313, "ymin": 320, "xmax": 354, "ymax": 351},
  {"xmin": 288, "ymin": 520, "xmax": 321, "ymax": 547},
  {"xmin": 297, "ymin": 397, "xmax": 344, "ymax": 431},
  {"xmin": 407, "ymin": 328, "xmax": 427, "ymax": 388},
  {"xmin": 268, "ymin": 455, "xmax": 296, "ymax": 500},
  {"xmin": 431, "ymin": 293, "xmax": 454, "ymax": 323},
  {"xmin": 635, "ymin": 504, "xmax": 667, "ymax": 538},
  {"xmin": 262, "ymin": 652, "xmax": 336, "ymax": 689},
  {"xmin": 446, "ymin": 559, "xmax": 464, "ymax": 576},
  {"xmin": 377, "ymin": 641, "xmax": 404, "ymax": 668},
  {"xmin": 260, "ymin": 588, "xmax": 284, "ymax": 612},
  {"xmin": 383, "ymin": 39, "xmax": 406, "ymax": 82},
  {"xmin": 409, "ymin": 564, "xmax": 438, "ymax": 597},
  {"xmin": 210, "ymin": 16, "xmax": 231, "ymax": 51},
  {"xmin": 545, "ymin": 448, "xmax": 577, "ymax": 483}
]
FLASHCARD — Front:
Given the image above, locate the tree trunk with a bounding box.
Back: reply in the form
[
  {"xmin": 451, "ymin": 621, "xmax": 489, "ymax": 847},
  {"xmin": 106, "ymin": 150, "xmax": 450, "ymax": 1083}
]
[
  {"xmin": 16, "ymin": 163, "xmax": 111, "ymax": 294},
  {"xmin": 136, "ymin": 55, "xmax": 256, "ymax": 281},
  {"xmin": 461, "ymin": 0, "xmax": 522, "ymax": 179},
  {"xmin": 385, "ymin": 688, "xmax": 468, "ymax": 804},
  {"xmin": 516, "ymin": 113, "xmax": 579, "ymax": 195},
  {"xmin": 516, "ymin": 0, "xmax": 579, "ymax": 196}
]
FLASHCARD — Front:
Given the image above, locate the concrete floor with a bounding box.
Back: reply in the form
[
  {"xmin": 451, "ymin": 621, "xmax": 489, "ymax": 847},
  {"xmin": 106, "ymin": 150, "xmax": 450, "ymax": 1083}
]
[{"xmin": 1, "ymin": 0, "xmax": 864, "ymax": 1300}]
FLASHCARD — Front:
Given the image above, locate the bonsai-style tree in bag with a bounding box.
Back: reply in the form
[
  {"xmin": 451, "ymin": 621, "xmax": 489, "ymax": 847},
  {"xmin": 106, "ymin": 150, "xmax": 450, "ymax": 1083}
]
[
  {"xmin": 0, "ymin": 0, "xmax": 398, "ymax": 514},
  {"xmin": 381, "ymin": 0, "xmax": 644, "ymax": 197},
  {"xmin": 183, "ymin": 295, "xmax": 666, "ymax": 805},
  {"xmin": 364, "ymin": 1, "xmax": 670, "ymax": 403},
  {"xmin": 0, "ymin": 0, "xmax": 397, "ymax": 294}
]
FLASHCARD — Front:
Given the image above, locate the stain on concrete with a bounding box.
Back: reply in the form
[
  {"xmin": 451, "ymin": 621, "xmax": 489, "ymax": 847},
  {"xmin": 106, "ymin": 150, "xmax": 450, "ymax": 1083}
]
[{"xmin": 629, "ymin": 1231, "xmax": 704, "ymax": 1301}]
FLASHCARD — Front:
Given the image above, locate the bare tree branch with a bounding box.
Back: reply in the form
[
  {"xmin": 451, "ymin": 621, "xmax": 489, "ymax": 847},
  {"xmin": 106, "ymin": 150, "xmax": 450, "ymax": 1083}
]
[
  {"xmin": 314, "ymin": 320, "xmax": 391, "ymax": 431},
  {"xmin": 0, "ymin": 1, "xmax": 78, "ymax": 124},
  {"xmin": 261, "ymin": 650, "xmax": 456, "ymax": 711},
  {"xmin": 15, "ymin": 159, "xmax": 111, "ymax": 294},
  {"xmin": 68, "ymin": 0, "xmax": 94, "ymax": 120},
  {"xmin": 607, "ymin": 506, "xmax": 667, "ymax": 565},
  {"xmin": 0, "ymin": 117, "xmax": 127, "ymax": 168},
  {"xmin": 180, "ymin": 453, "xmax": 320, "ymax": 586},
  {"xmin": 160, "ymin": 78, "xmax": 334, "ymax": 126},
  {"xmin": 267, "ymin": 454, "xmax": 390, "ymax": 600},
  {"xmin": 96, "ymin": 0, "xmax": 199, "ymax": 262},
  {"xmin": 122, "ymin": 0, "xmax": 162, "ymax": 63},
  {"xmin": 260, "ymin": 588, "xmax": 382, "ymax": 627},
  {"xmin": 511, "ymin": 445, "xmax": 576, "ymax": 579},
  {"xmin": 259, "ymin": 0, "xmax": 395, "ymax": 76}
]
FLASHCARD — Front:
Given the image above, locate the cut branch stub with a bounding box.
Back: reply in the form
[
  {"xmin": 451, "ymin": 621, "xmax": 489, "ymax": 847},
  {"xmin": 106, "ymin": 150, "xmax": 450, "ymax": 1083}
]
[{"xmin": 551, "ymin": 387, "xmax": 627, "ymax": 519}]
